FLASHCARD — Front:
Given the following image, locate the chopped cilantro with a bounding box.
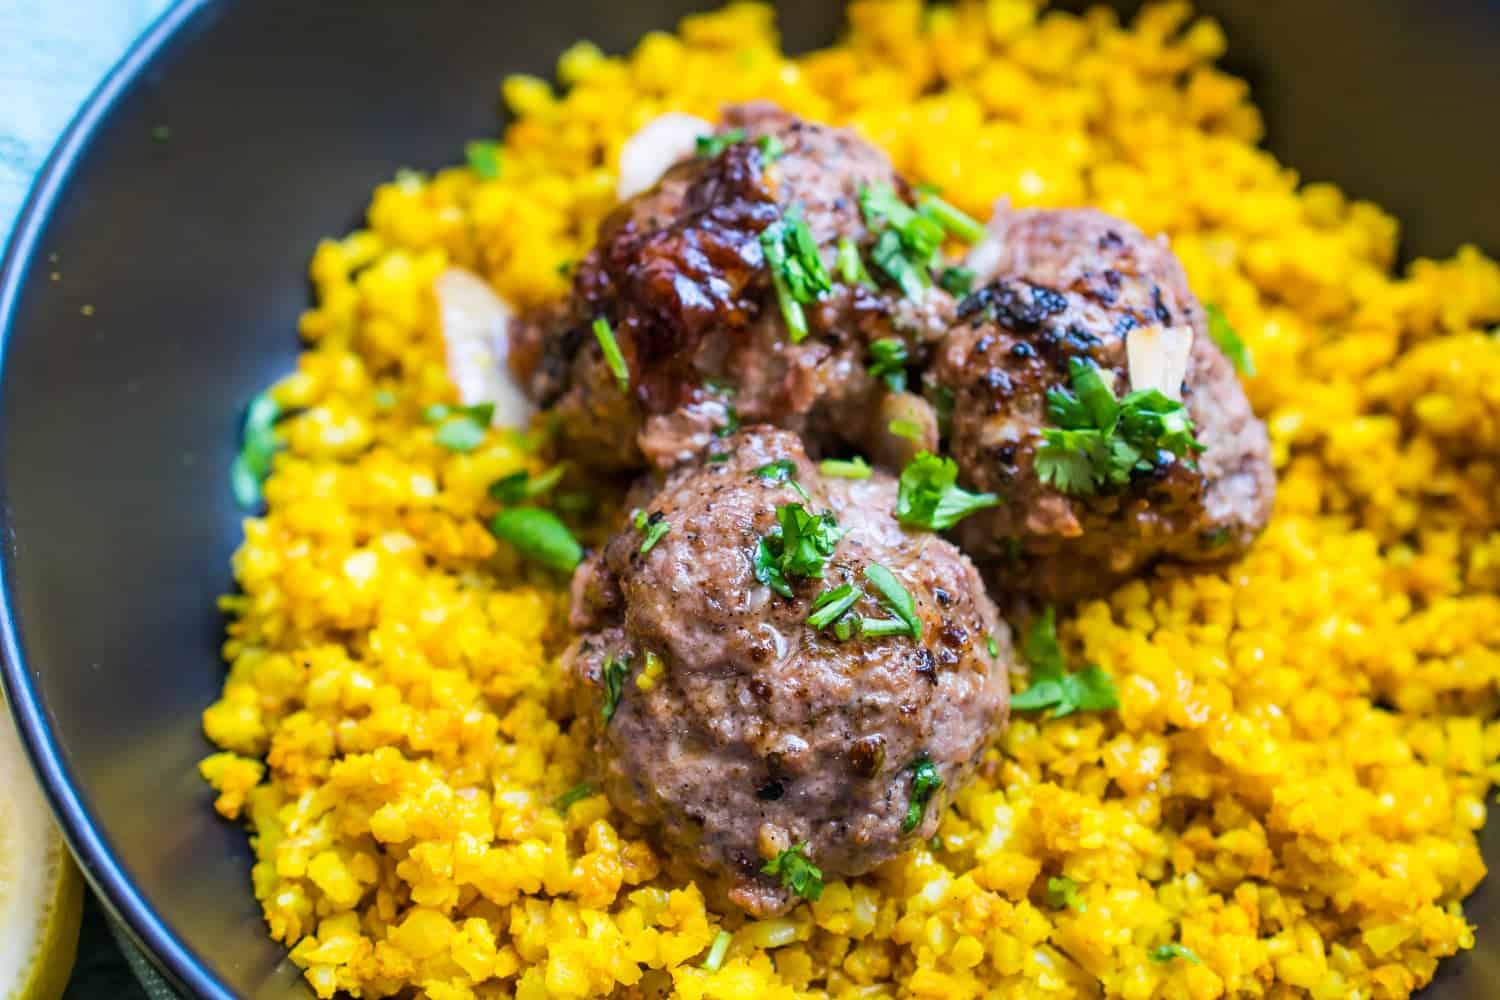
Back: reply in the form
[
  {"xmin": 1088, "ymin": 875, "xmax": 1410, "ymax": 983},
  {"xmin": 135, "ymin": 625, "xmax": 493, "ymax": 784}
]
[
  {"xmin": 753, "ymin": 503, "xmax": 844, "ymax": 598},
  {"xmin": 716, "ymin": 404, "xmax": 740, "ymax": 438},
  {"xmin": 836, "ymin": 236, "xmax": 875, "ymax": 288},
  {"xmin": 696, "ymin": 128, "xmax": 748, "ymax": 158},
  {"xmin": 1009, "ymin": 607, "xmax": 1119, "ymax": 719},
  {"xmin": 1035, "ymin": 357, "xmax": 1204, "ymax": 496},
  {"xmin": 593, "ymin": 317, "xmax": 629, "ymax": 392},
  {"xmin": 489, "ymin": 465, "xmax": 565, "ymax": 504},
  {"xmin": 465, "ymin": 139, "xmax": 502, "ymax": 179},
  {"xmin": 634, "ymin": 510, "xmax": 670, "ymax": 554},
  {"xmin": 761, "ymin": 843, "xmax": 823, "ymax": 902},
  {"xmin": 807, "ymin": 583, "xmax": 863, "ymax": 632},
  {"xmin": 1149, "ymin": 943, "xmax": 1201, "ymax": 965},
  {"xmin": 896, "ymin": 452, "xmax": 1000, "ymax": 531},
  {"xmin": 869, "ymin": 228, "xmax": 928, "ymax": 300},
  {"xmin": 901, "ymin": 753, "xmax": 943, "ymax": 833},
  {"xmin": 760, "ymin": 206, "xmax": 832, "ymax": 343},
  {"xmin": 757, "ymin": 134, "xmax": 785, "ymax": 161},
  {"xmin": 702, "ymin": 930, "xmax": 733, "ymax": 972},
  {"xmin": 1205, "ymin": 303, "xmax": 1255, "ymax": 376},
  {"xmin": 937, "ymin": 265, "xmax": 975, "ymax": 296},
  {"xmin": 1046, "ymin": 876, "xmax": 1084, "ymax": 912},
  {"xmin": 867, "ymin": 337, "xmax": 910, "ymax": 393},
  {"xmin": 819, "ymin": 456, "xmax": 872, "ymax": 479},
  {"xmin": 554, "ymin": 782, "xmax": 594, "ymax": 812},
  {"xmin": 600, "ymin": 654, "xmax": 630, "ymax": 722},
  {"xmin": 863, "ymin": 563, "xmax": 921, "ymax": 640},
  {"xmin": 489, "ymin": 507, "xmax": 583, "ymax": 572},
  {"xmin": 987, "ymin": 635, "xmax": 1001, "ymax": 658},
  {"xmin": 707, "ymin": 451, "xmax": 732, "ymax": 464}
]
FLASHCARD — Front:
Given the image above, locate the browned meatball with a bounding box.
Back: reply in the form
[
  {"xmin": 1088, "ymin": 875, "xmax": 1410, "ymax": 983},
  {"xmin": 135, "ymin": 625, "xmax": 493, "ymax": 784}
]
[
  {"xmin": 929, "ymin": 207, "xmax": 1274, "ymax": 602},
  {"xmin": 517, "ymin": 102, "xmax": 955, "ymax": 474},
  {"xmin": 566, "ymin": 428, "xmax": 1010, "ymax": 915}
]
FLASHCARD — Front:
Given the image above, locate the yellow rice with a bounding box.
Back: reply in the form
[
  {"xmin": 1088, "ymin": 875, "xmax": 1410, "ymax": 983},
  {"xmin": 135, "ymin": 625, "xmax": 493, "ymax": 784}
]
[{"xmin": 198, "ymin": 2, "xmax": 1500, "ymax": 997}]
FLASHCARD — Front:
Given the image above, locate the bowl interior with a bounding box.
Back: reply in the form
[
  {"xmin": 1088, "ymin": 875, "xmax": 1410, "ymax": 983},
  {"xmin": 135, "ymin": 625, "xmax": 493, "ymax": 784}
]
[{"xmin": 2, "ymin": 1, "xmax": 1499, "ymax": 997}]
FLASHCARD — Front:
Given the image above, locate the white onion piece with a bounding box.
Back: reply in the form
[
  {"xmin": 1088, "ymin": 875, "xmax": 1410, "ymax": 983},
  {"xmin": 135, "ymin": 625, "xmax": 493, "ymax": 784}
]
[
  {"xmin": 433, "ymin": 267, "xmax": 534, "ymax": 427},
  {"xmin": 1125, "ymin": 324, "xmax": 1193, "ymax": 400},
  {"xmin": 617, "ymin": 112, "xmax": 713, "ymax": 201}
]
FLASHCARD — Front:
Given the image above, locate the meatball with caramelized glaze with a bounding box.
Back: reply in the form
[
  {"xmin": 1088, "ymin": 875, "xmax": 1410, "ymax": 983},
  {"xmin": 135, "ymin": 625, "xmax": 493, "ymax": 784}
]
[
  {"xmin": 514, "ymin": 102, "xmax": 955, "ymax": 475},
  {"xmin": 566, "ymin": 428, "xmax": 1010, "ymax": 915},
  {"xmin": 930, "ymin": 206, "xmax": 1275, "ymax": 602}
]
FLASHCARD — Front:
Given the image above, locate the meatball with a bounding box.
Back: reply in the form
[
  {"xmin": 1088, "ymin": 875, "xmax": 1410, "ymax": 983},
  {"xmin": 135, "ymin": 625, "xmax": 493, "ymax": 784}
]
[
  {"xmin": 566, "ymin": 428, "xmax": 1010, "ymax": 914},
  {"xmin": 518, "ymin": 102, "xmax": 955, "ymax": 474},
  {"xmin": 930, "ymin": 207, "xmax": 1274, "ymax": 601}
]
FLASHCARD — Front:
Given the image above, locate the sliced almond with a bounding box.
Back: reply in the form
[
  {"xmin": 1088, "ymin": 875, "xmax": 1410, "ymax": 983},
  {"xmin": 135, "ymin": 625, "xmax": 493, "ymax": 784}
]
[
  {"xmin": 433, "ymin": 267, "xmax": 534, "ymax": 427},
  {"xmin": 1125, "ymin": 323, "xmax": 1193, "ymax": 400},
  {"xmin": 616, "ymin": 112, "xmax": 714, "ymax": 201}
]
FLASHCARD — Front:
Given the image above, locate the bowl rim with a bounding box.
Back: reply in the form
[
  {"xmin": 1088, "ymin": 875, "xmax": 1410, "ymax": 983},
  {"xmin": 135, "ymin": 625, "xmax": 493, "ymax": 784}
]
[{"xmin": 0, "ymin": 2, "xmax": 235, "ymax": 998}]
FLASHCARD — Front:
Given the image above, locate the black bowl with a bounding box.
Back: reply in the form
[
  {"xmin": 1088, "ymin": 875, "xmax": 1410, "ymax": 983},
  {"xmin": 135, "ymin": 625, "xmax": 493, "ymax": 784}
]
[{"xmin": 3, "ymin": 1, "xmax": 1499, "ymax": 997}]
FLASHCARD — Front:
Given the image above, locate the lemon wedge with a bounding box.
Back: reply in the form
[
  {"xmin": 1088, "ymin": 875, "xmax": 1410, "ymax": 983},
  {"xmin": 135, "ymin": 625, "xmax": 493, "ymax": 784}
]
[{"xmin": 0, "ymin": 701, "xmax": 83, "ymax": 1000}]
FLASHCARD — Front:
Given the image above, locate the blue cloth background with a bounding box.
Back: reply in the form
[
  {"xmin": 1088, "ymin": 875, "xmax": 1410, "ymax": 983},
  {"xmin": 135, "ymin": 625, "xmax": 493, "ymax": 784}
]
[{"xmin": 2, "ymin": 6, "xmax": 181, "ymax": 998}]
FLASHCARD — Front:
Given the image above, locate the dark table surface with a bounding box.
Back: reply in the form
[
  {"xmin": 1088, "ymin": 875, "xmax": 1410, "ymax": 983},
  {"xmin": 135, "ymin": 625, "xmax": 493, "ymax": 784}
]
[{"xmin": 66, "ymin": 895, "xmax": 148, "ymax": 1000}]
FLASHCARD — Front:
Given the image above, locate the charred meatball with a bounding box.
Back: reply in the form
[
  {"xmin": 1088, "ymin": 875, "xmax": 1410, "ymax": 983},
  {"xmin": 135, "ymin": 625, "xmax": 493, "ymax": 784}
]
[
  {"xmin": 567, "ymin": 428, "xmax": 1010, "ymax": 915},
  {"xmin": 517, "ymin": 102, "xmax": 956, "ymax": 474},
  {"xmin": 930, "ymin": 206, "xmax": 1274, "ymax": 601}
]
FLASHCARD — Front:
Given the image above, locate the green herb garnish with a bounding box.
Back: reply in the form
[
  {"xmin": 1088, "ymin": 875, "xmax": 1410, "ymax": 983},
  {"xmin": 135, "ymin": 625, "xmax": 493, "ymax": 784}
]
[
  {"xmin": 819, "ymin": 456, "xmax": 872, "ymax": 479},
  {"xmin": 593, "ymin": 317, "xmax": 629, "ymax": 392},
  {"xmin": 696, "ymin": 128, "xmax": 748, "ymax": 158},
  {"xmin": 489, "ymin": 507, "xmax": 583, "ymax": 572},
  {"xmin": 937, "ymin": 265, "xmax": 975, "ymax": 296},
  {"xmin": 916, "ymin": 193, "xmax": 986, "ymax": 244},
  {"xmin": 702, "ymin": 930, "xmax": 733, "ymax": 972},
  {"xmin": 600, "ymin": 654, "xmax": 630, "ymax": 722},
  {"xmin": 869, "ymin": 228, "xmax": 928, "ymax": 300},
  {"xmin": 465, "ymin": 140, "xmax": 502, "ymax": 179},
  {"xmin": 1046, "ymin": 876, "xmax": 1084, "ymax": 912},
  {"xmin": 632, "ymin": 509, "xmax": 670, "ymax": 554},
  {"xmin": 987, "ymin": 635, "xmax": 1000, "ymax": 658},
  {"xmin": 862, "ymin": 563, "xmax": 921, "ymax": 640},
  {"xmin": 1035, "ymin": 357, "xmax": 1203, "ymax": 496},
  {"xmin": 555, "ymin": 782, "xmax": 594, "ymax": 812},
  {"xmin": 760, "ymin": 206, "xmax": 832, "ymax": 343},
  {"xmin": 836, "ymin": 236, "xmax": 875, "ymax": 289},
  {"xmin": 707, "ymin": 452, "xmax": 732, "ymax": 464},
  {"xmin": 1010, "ymin": 607, "xmax": 1119, "ymax": 719},
  {"xmin": 1205, "ymin": 303, "xmax": 1255, "ymax": 376},
  {"xmin": 901, "ymin": 753, "xmax": 943, "ymax": 833},
  {"xmin": 761, "ymin": 843, "xmax": 823, "ymax": 902},
  {"xmin": 756, "ymin": 134, "xmax": 785, "ymax": 161},
  {"xmin": 753, "ymin": 503, "xmax": 843, "ymax": 598},
  {"xmin": 867, "ymin": 337, "xmax": 910, "ymax": 393},
  {"xmin": 888, "ymin": 418, "xmax": 923, "ymax": 442},
  {"xmin": 896, "ymin": 452, "xmax": 999, "ymax": 531},
  {"xmin": 1149, "ymin": 943, "xmax": 1201, "ymax": 965},
  {"xmin": 231, "ymin": 389, "xmax": 286, "ymax": 510},
  {"xmin": 807, "ymin": 583, "xmax": 863, "ymax": 632},
  {"xmin": 489, "ymin": 465, "xmax": 565, "ymax": 504},
  {"xmin": 755, "ymin": 459, "xmax": 809, "ymax": 500}
]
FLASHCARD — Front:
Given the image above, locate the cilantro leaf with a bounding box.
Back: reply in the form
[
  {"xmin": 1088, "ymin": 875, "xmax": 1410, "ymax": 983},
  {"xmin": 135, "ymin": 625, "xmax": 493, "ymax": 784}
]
[
  {"xmin": 1010, "ymin": 607, "xmax": 1119, "ymax": 719},
  {"xmin": 901, "ymin": 753, "xmax": 943, "ymax": 832},
  {"xmin": 634, "ymin": 510, "xmax": 670, "ymax": 554},
  {"xmin": 756, "ymin": 459, "xmax": 809, "ymax": 500},
  {"xmin": 760, "ymin": 205, "xmax": 832, "ymax": 343},
  {"xmin": 754, "ymin": 503, "xmax": 843, "ymax": 597},
  {"xmin": 1205, "ymin": 303, "xmax": 1255, "ymax": 376},
  {"xmin": 937, "ymin": 265, "xmax": 974, "ymax": 296},
  {"xmin": 761, "ymin": 843, "xmax": 823, "ymax": 901},
  {"xmin": 896, "ymin": 452, "xmax": 1000, "ymax": 531}
]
